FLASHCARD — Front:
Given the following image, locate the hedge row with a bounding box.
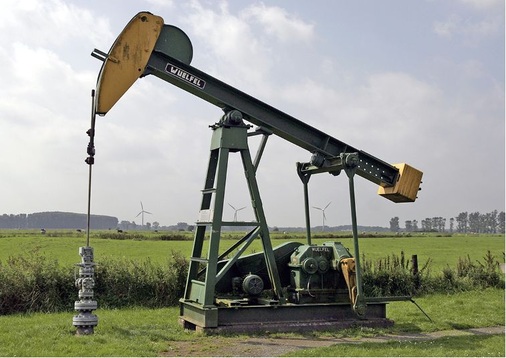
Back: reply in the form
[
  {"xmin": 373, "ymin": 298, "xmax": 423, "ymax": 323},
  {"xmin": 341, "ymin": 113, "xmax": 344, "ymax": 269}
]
[
  {"xmin": 0, "ymin": 251, "xmax": 187, "ymax": 315},
  {"xmin": 0, "ymin": 250, "xmax": 503, "ymax": 315}
]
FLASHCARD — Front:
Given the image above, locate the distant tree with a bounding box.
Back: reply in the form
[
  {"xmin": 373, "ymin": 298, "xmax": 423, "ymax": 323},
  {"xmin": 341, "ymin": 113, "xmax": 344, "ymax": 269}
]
[
  {"xmin": 389, "ymin": 217, "xmax": 400, "ymax": 232},
  {"xmin": 412, "ymin": 220, "xmax": 419, "ymax": 231},
  {"xmin": 146, "ymin": 222, "xmax": 152, "ymax": 230},
  {"xmin": 485, "ymin": 210, "xmax": 498, "ymax": 233},
  {"xmin": 176, "ymin": 222, "xmax": 189, "ymax": 231},
  {"xmin": 432, "ymin": 217, "xmax": 446, "ymax": 232},
  {"xmin": 449, "ymin": 217, "xmax": 454, "ymax": 233},
  {"xmin": 468, "ymin": 212, "xmax": 481, "ymax": 233},
  {"xmin": 152, "ymin": 221, "xmax": 160, "ymax": 230},
  {"xmin": 405, "ymin": 220, "xmax": 413, "ymax": 232},
  {"xmin": 456, "ymin": 212, "xmax": 468, "ymax": 233},
  {"xmin": 118, "ymin": 220, "xmax": 130, "ymax": 230},
  {"xmin": 421, "ymin": 218, "xmax": 433, "ymax": 232},
  {"xmin": 498, "ymin": 211, "xmax": 505, "ymax": 234},
  {"xmin": 431, "ymin": 217, "xmax": 437, "ymax": 231}
]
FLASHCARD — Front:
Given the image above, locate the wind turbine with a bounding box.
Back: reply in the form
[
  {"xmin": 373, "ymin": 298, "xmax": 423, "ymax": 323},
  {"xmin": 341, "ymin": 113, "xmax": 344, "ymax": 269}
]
[
  {"xmin": 228, "ymin": 203, "xmax": 246, "ymax": 222},
  {"xmin": 135, "ymin": 201, "xmax": 152, "ymax": 227},
  {"xmin": 313, "ymin": 202, "xmax": 331, "ymax": 232}
]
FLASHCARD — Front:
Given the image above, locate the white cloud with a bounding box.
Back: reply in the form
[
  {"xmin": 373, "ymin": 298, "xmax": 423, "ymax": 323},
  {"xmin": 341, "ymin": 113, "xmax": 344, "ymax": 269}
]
[
  {"xmin": 241, "ymin": 3, "xmax": 315, "ymax": 44},
  {"xmin": 273, "ymin": 71, "xmax": 443, "ymax": 155},
  {"xmin": 182, "ymin": 0, "xmax": 317, "ymax": 91},
  {"xmin": 433, "ymin": 13, "xmax": 501, "ymax": 39},
  {"xmin": 183, "ymin": 0, "xmax": 271, "ymax": 86},
  {"xmin": 144, "ymin": 0, "xmax": 174, "ymax": 8},
  {"xmin": 457, "ymin": 0, "xmax": 504, "ymax": 10},
  {"xmin": 433, "ymin": 0, "xmax": 503, "ymax": 41},
  {"xmin": 0, "ymin": 0, "xmax": 113, "ymax": 215},
  {"xmin": 433, "ymin": 14, "xmax": 461, "ymax": 38},
  {"xmin": 3, "ymin": 42, "xmax": 92, "ymax": 119},
  {"xmin": 2, "ymin": 0, "xmax": 112, "ymax": 48}
]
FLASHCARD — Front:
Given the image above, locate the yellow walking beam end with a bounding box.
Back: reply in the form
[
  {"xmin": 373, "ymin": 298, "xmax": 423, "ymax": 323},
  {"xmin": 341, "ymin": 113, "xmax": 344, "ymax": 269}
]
[{"xmin": 378, "ymin": 163, "xmax": 423, "ymax": 203}]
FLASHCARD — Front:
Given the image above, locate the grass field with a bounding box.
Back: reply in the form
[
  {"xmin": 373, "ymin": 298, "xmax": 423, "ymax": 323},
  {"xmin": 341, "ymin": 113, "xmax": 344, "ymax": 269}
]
[
  {"xmin": 0, "ymin": 230, "xmax": 504, "ymax": 356},
  {"xmin": 0, "ymin": 230, "xmax": 503, "ymax": 273},
  {"xmin": 0, "ymin": 288, "xmax": 503, "ymax": 356}
]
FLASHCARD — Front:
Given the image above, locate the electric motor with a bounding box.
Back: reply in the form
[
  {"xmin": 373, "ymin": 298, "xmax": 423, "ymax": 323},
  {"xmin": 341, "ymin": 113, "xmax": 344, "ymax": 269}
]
[{"xmin": 242, "ymin": 273, "xmax": 264, "ymax": 296}]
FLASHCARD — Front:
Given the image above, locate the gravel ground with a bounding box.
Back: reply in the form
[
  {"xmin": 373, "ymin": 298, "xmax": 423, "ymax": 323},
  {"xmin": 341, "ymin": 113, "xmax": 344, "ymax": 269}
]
[{"xmin": 161, "ymin": 325, "xmax": 505, "ymax": 357}]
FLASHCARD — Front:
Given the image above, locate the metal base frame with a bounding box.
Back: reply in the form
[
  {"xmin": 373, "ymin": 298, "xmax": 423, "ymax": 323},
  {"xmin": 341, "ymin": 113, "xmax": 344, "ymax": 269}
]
[{"xmin": 179, "ymin": 301, "xmax": 392, "ymax": 334}]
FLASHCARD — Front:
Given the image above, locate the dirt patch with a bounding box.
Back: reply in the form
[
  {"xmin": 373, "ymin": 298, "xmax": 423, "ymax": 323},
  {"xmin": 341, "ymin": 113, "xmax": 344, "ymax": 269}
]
[{"xmin": 160, "ymin": 326, "xmax": 505, "ymax": 357}]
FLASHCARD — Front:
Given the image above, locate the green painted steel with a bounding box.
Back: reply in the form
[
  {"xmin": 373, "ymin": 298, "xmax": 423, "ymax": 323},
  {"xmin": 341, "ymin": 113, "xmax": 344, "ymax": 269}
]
[
  {"xmin": 343, "ymin": 154, "xmax": 367, "ymax": 317},
  {"xmin": 182, "ymin": 122, "xmax": 286, "ymax": 323},
  {"xmin": 144, "ymin": 54, "xmax": 399, "ymax": 187}
]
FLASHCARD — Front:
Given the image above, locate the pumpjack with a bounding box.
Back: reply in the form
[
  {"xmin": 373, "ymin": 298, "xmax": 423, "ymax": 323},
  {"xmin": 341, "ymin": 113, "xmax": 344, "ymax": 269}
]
[{"xmin": 90, "ymin": 12, "xmax": 423, "ymax": 333}]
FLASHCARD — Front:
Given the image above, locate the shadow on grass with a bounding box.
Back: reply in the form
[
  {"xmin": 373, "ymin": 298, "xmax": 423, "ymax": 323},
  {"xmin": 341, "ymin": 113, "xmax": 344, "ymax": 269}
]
[
  {"xmin": 449, "ymin": 322, "xmax": 474, "ymax": 330},
  {"xmin": 110, "ymin": 326, "xmax": 173, "ymax": 342},
  {"xmin": 390, "ymin": 323, "xmax": 423, "ymax": 333}
]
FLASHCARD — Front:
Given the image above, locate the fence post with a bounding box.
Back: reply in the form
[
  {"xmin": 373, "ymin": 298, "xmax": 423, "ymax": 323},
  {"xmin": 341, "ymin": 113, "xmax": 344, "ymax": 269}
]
[{"xmin": 411, "ymin": 254, "xmax": 420, "ymax": 290}]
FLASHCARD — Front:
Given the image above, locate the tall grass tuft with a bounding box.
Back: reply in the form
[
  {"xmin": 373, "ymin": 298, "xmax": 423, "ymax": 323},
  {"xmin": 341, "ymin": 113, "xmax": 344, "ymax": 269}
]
[
  {"xmin": 0, "ymin": 250, "xmax": 188, "ymax": 315},
  {"xmin": 0, "ymin": 249, "xmax": 74, "ymax": 314},
  {"xmin": 362, "ymin": 250, "xmax": 504, "ymax": 297},
  {"xmin": 94, "ymin": 251, "xmax": 188, "ymax": 308},
  {"xmin": 362, "ymin": 251, "xmax": 432, "ymax": 297}
]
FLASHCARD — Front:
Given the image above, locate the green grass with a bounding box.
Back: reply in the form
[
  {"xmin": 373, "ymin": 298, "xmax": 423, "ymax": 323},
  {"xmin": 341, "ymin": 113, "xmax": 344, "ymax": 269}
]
[
  {"xmin": 0, "ymin": 308, "xmax": 187, "ymax": 357},
  {"xmin": 0, "ymin": 234, "xmax": 194, "ymax": 266},
  {"xmin": 0, "ymin": 288, "xmax": 503, "ymax": 356},
  {"xmin": 387, "ymin": 288, "xmax": 505, "ymax": 332},
  {"xmin": 284, "ymin": 334, "xmax": 505, "ymax": 357},
  {"xmin": 0, "ymin": 231, "xmax": 503, "ymax": 272}
]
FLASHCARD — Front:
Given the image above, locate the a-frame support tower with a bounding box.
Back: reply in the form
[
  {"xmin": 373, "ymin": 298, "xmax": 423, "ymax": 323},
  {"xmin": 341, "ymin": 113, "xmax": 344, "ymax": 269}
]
[{"xmin": 180, "ymin": 113, "xmax": 286, "ymax": 328}]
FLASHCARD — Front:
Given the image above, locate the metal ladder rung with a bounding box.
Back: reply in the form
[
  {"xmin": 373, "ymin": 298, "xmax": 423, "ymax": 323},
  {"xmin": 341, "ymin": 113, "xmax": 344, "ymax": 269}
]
[
  {"xmin": 201, "ymin": 188, "xmax": 216, "ymax": 194},
  {"xmin": 191, "ymin": 257, "xmax": 208, "ymax": 263},
  {"xmin": 221, "ymin": 221, "xmax": 259, "ymax": 227}
]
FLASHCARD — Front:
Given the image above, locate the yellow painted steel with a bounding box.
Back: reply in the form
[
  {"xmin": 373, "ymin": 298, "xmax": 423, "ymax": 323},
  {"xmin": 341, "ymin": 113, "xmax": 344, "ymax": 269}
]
[
  {"xmin": 340, "ymin": 258, "xmax": 357, "ymax": 306},
  {"xmin": 95, "ymin": 12, "xmax": 164, "ymax": 115},
  {"xmin": 377, "ymin": 163, "xmax": 423, "ymax": 203}
]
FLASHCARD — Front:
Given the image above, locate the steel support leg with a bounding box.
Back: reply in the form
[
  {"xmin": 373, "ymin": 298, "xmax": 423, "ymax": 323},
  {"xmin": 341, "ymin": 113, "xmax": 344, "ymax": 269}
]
[
  {"xmin": 296, "ymin": 162, "xmax": 312, "ymax": 246},
  {"xmin": 241, "ymin": 149, "xmax": 285, "ymax": 302},
  {"xmin": 183, "ymin": 149, "xmax": 219, "ymax": 302},
  {"xmin": 203, "ymin": 146, "xmax": 230, "ymax": 307},
  {"xmin": 343, "ymin": 153, "xmax": 367, "ymax": 317}
]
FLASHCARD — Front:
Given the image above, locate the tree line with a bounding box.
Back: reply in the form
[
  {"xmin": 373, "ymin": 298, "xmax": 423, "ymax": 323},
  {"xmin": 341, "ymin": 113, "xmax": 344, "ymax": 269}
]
[
  {"xmin": 116, "ymin": 220, "xmax": 194, "ymax": 231},
  {"xmin": 0, "ymin": 212, "xmax": 118, "ymax": 230},
  {"xmin": 390, "ymin": 210, "xmax": 505, "ymax": 234}
]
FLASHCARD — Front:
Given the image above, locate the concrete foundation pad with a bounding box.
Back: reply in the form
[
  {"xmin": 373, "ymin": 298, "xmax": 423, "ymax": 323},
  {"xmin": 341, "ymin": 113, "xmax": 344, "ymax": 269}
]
[{"xmin": 179, "ymin": 301, "xmax": 392, "ymax": 334}]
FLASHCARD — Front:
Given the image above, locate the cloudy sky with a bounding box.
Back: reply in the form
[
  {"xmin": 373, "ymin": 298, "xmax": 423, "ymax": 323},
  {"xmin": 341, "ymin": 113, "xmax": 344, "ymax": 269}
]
[{"xmin": 1, "ymin": 0, "xmax": 504, "ymax": 228}]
